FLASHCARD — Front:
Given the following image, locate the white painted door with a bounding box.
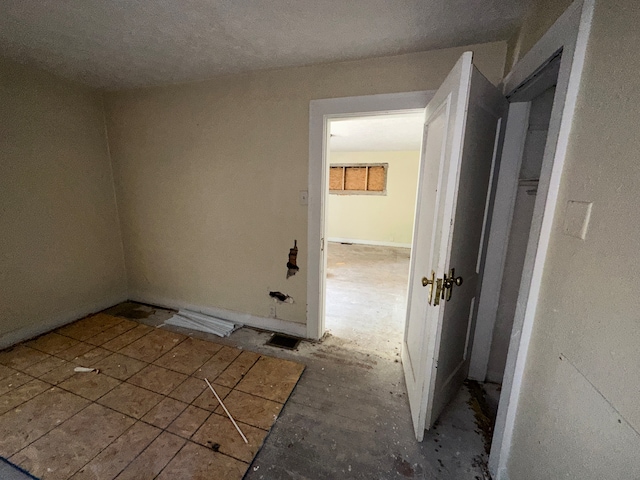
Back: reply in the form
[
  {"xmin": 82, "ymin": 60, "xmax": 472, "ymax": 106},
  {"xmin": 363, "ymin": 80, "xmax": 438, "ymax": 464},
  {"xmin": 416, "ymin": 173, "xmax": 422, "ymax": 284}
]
[{"xmin": 402, "ymin": 52, "xmax": 507, "ymax": 440}]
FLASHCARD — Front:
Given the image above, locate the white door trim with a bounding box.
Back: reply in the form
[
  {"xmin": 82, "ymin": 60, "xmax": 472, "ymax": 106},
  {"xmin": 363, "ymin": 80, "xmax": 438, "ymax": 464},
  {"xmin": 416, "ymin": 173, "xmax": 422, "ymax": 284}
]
[
  {"xmin": 489, "ymin": 0, "xmax": 595, "ymax": 478},
  {"xmin": 307, "ymin": 91, "xmax": 433, "ymax": 340}
]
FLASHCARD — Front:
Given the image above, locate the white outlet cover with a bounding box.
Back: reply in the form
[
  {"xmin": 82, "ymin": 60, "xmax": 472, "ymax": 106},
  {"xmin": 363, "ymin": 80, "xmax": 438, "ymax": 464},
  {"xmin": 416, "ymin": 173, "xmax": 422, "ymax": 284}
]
[{"xmin": 563, "ymin": 200, "xmax": 592, "ymax": 240}]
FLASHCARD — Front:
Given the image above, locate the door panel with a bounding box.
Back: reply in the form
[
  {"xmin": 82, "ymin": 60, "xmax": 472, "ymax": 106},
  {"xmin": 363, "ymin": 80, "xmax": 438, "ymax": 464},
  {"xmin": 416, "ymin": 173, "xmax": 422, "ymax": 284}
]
[
  {"xmin": 402, "ymin": 52, "xmax": 507, "ymax": 439},
  {"xmin": 404, "ymin": 107, "xmax": 446, "ymax": 391}
]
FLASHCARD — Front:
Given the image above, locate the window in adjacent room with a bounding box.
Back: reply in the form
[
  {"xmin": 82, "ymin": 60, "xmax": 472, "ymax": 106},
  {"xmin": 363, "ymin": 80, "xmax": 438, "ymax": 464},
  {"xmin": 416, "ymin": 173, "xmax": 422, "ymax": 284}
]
[{"xmin": 329, "ymin": 163, "xmax": 387, "ymax": 195}]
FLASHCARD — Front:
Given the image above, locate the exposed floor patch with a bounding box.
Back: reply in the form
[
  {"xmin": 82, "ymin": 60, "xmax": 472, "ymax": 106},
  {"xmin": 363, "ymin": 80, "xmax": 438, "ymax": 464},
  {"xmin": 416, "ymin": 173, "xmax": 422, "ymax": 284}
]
[{"xmin": 102, "ymin": 301, "xmax": 160, "ymax": 320}]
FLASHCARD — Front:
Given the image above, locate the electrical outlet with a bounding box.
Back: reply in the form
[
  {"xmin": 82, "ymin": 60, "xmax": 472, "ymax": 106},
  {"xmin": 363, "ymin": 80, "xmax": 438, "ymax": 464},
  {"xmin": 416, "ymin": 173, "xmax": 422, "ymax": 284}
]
[{"xmin": 270, "ymin": 305, "xmax": 277, "ymax": 318}]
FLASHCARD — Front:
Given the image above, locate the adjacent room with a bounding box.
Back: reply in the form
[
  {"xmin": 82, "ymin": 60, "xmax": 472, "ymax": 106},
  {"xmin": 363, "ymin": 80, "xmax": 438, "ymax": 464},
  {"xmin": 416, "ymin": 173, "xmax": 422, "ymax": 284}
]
[
  {"xmin": 1, "ymin": 1, "xmax": 638, "ymax": 479},
  {"xmin": 325, "ymin": 113, "xmax": 422, "ymax": 355}
]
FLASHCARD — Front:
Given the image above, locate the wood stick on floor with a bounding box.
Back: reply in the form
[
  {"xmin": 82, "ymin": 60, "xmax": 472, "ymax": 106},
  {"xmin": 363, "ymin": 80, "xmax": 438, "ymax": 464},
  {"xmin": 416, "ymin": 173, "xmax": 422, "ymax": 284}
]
[{"xmin": 204, "ymin": 378, "xmax": 249, "ymax": 444}]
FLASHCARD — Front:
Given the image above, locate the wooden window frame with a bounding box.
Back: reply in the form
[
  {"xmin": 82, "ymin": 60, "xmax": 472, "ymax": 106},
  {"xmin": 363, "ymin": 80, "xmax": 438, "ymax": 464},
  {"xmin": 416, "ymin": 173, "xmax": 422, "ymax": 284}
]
[{"xmin": 329, "ymin": 163, "xmax": 388, "ymax": 195}]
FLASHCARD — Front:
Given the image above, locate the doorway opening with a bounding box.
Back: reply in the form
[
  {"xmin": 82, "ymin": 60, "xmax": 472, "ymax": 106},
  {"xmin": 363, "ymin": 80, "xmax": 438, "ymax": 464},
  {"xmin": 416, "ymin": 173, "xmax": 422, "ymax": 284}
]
[
  {"xmin": 470, "ymin": 53, "xmax": 562, "ymax": 445},
  {"xmin": 323, "ymin": 112, "xmax": 424, "ymax": 357},
  {"xmin": 483, "ymin": 78, "xmax": 561, "ymax": 452}
]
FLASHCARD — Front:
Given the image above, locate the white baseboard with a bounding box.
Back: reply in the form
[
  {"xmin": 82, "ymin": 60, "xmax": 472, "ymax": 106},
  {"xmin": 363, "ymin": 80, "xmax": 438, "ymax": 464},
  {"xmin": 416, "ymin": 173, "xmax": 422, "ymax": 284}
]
[
  {"xmin": 328, "ymin": 237, "xmax": 411, "ymax": 249},
  {"xmin": 0, "ymin": 294, "xmax": 128, "ymax": 350},
  {"xmin": 130, "ymin": 293, "xmax": 308, "ymax": 338}
]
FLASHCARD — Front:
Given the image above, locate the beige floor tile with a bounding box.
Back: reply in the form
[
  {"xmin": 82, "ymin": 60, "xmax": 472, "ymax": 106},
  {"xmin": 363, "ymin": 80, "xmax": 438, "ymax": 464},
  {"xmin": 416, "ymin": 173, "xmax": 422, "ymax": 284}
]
[
  {"xmin": 127, "ymin": 365, "xmax": 187, "ymax": 395},
  {"xmin": 56, "ymin": 314, "xmax": 123, "ymax": 341},
  {"xmin": 70, "ymin": 421, "xmax": 161, "ymax": 480},
  {"xmin": 93, "ymin": 353, "xmax": 147, "ymax": 381},
  {"xmin": 84, "ymin": 319, "xmax": 138, "ymax": 346},
  {"xmin": 192, "ymin": 413, "xmax": 268, "ymax": 463},
  {"xmin": 142, "ymin": 397, "xmax": 188, "ymax": 429},
  {"xmin": 166, "ymin": 405, "xmax": 210, "ymax": 439},
  {"xmin": 118, "ymin": 330, "xmax": 186, "ymax": 363},
  {"xmin": 10, "ymin": 403, "xmax": 134, "ymax": 480},
  {"xmin": 101, "ymin": 324, "xmax": 153, "ymax": 352},
  {"xmin": 39, "ymin": 361, "xmax": 77, "ymax": 385},
  {"xmin": 0, "ymin": 364, "xmax": 16, "ymax": 380},
  {"xmin": 155, "ymin": 441, "xmax": 248, "ymax": 480},
  {"xmin": 58, "ymin": 372, "xmax": 121, "ymax": 401},
  {"xmin": 213, "ymin": 350, "xmax": 261, "ymax": 388},
  {"xmin": 56, "ymin": 320, "xmax": 105, "ymax": 341},
  {"xmin": 70, "ymin": 347, "xmax": 112, "ymax": 366},
  {"xmin": 25, "ymin": 332, "xmax": 80, "ymax": 355},
  {"xmin": 0, "ymin": 371, "xmax": 33, "ymax": 396},
  {"xmin": 0, "ymin": 345, "xmax": 51, "ymax": 372},
  {"xmin": 192, "ymin": 384, "xmax": 231, "ymax": 412},
  {"xmin": 55, "ymin": 342, "xmax": 96, "ymax": 362},
  {"xmin": 235, "ymin": 356, "xmax": 305, "ymax": 403},
  {"xmin": 22, "ymin": 355, "xmax": 68, "ymax": 378},
  {"xmin": 114, "ymin": 431, "xmax": 185, "ymax": 480},
  {"xmin": 97, "ymin": 382, "xmax": 163, "ymax": 419},
  {"xmin": 0, "ymin": 379, "xmax": 49, "ymax": 416},
  {"xmin": 153, "ymin": 337, "xmax": 223, "ymax": 375},
  {"xmin": 0, "ymin": 315, "xmax": 302, "ymax": 480},
  {"xmin": 215, "ymin": 389, "xmax": 282, "ymax": 430},
  {"xmin": 167, "ymin": 376, "xmax": 207, "ymax": 404},
  {"xmin": 192, "ymin": 346, "xmax": 242, "ymax": 380},
  {"xmin": 0, "ymin": 387, "xmax": 89, "ymax": 456}
]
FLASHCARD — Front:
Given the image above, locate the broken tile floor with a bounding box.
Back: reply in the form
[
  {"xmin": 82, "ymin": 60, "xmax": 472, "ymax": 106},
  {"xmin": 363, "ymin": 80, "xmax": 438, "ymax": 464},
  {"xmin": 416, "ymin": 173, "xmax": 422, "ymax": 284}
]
[
  {"xmin": 0, "ymin": 312, "xmax": 304, "ymax": 479},
  {"xmin": 1, "ymin": 242, "xmax": 494, "ymax": 479}
]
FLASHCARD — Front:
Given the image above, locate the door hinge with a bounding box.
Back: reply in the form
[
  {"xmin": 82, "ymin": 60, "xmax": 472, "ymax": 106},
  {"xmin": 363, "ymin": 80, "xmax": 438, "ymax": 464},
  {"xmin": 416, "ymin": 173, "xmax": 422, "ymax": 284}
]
[{"xmin": 321, "ymin": 237, "xmax": 325, "ymax": 251}]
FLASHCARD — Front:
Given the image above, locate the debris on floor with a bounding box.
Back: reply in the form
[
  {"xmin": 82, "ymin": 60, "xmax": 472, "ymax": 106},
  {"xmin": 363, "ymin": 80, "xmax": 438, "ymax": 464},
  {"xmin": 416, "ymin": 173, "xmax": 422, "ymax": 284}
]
[
  {"xmin": 269, "ymin": 291, "xmax": 293, "ymax": 303},
  {"xmin": 205, "ymin": 378, "xmax": 248, "ymax": 444},
  {"xmin": 165, "ymin": 309, "xmax": 239, "ymax": 337},
  {"xmin": 286, "ymin": 240, "xmax": 299, "ymax": 278},
  {"xmin": 465, "ymin": 380, "xmax": 494, "ymax": 457},
  {"xmin": 73, "ymin": 366, "xmax": 100, "ymax": 374}
]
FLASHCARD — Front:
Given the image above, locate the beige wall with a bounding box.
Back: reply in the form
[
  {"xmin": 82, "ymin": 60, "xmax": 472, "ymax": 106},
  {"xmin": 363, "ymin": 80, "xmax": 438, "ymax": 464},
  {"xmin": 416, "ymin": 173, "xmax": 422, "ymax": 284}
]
[
  {"xmin": 0, "ymin": 58, "xmax": 127, "ymax": 347},
  {"xmin": 104, "ymin": 42, "xmax": 506, "ymax": 325},
  {"xmin": 327, "ymin": 151, "xmax": 419, "ymax": 246},
  {"xmin": 504, "ymin": 0, "xmax": 574, "ymax": 74},
  {"xmin": 507, "ymin": 0, "xmax": 640, "ymax": 477}
]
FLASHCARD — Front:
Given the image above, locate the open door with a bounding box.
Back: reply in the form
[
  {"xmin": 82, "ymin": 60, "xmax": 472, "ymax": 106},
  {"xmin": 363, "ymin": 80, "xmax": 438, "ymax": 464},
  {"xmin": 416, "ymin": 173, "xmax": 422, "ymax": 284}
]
[{"xmin": 402, "ymin": 52, "xmax": 507, "ymax": 440}]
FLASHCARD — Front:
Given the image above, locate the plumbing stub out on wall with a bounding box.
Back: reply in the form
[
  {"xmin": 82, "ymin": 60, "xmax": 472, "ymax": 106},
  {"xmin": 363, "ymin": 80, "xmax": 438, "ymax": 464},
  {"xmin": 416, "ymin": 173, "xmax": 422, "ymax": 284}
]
[{"xmin": 286, "ymin": 240, "xmax": 299, "ymax": 278}]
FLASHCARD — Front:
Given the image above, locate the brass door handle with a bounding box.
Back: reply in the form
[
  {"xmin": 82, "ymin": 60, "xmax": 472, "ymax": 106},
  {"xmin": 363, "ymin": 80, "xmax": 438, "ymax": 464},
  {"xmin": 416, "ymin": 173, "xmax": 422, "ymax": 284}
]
[
  {"xmin": 442, "ymin": 268, "xmax": 463, "ymax": 301},
  {"xmin": 421, "ymin": 270, "xmax": 436, "ymax": 305}
]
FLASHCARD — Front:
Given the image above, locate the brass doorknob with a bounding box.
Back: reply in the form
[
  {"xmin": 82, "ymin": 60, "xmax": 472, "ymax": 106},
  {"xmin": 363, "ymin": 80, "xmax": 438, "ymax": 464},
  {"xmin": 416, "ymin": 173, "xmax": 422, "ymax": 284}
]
[
  {"xmin": 421, "ymin": 271, "xmax": 436, "ymax": 305},
  {"xmin": 442, "ymin": 268, "xmax": 463, "ymax": 301}
]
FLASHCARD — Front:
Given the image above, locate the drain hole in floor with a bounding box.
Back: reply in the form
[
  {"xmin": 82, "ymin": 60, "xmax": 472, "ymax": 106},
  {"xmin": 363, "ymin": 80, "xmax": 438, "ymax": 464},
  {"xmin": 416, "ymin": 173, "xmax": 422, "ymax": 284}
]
[{"xmin": 266, "ymin": 334, "xmax": 302, "ymax": 350}]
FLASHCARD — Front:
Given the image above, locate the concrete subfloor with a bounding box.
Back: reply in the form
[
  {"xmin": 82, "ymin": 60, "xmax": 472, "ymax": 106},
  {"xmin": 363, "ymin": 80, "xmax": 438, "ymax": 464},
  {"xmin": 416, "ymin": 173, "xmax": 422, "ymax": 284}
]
[
  {"xmin": 325, "ymin": 243, "xmax": 410, "ymax": 360},
  {"xmin": 127, "ymin": 242, "xmax": 492, "ymax": 479}
]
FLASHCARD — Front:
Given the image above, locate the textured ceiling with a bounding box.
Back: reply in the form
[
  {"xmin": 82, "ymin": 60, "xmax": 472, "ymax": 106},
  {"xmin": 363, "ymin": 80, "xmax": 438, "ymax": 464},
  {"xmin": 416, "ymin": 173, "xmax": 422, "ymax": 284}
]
[
  {"xmin": 0, "ymin": 1, "xmax": 531, "ymax": 90},
  {"xmin": 330, "ymin": 112, "xmax": 425, "ymax": 152}
]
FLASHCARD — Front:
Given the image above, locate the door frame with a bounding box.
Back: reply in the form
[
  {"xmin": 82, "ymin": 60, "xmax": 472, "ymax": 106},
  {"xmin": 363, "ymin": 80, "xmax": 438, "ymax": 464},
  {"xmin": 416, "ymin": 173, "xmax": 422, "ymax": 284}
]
[
  {"xmin": 307, "ymin": 91, "xmax": 434, "ymax": 340},
  {"xmin": 486, "ymin": 0, "xmax": 595, "ymax": 478}
]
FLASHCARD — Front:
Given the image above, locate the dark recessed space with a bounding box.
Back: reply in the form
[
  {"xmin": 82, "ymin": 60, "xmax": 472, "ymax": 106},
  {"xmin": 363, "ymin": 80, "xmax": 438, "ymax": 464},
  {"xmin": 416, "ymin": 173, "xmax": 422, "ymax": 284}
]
[{"xmin": 266, "ymin": 333, "xmax": 302, "ymax": 350}]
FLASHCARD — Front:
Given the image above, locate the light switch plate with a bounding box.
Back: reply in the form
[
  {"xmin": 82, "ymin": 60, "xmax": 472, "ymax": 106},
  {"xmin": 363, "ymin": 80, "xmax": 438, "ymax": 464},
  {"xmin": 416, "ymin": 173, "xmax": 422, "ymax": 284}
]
[
  {"xmin": 563, "ymin": 200, "xmax": 592, "ymax": 240},
  {"xmin": 299, "ymin": 190, "xmax": 308, "ymax": 205}
]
